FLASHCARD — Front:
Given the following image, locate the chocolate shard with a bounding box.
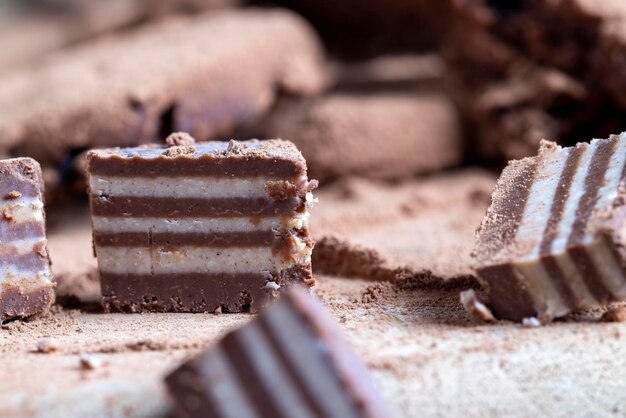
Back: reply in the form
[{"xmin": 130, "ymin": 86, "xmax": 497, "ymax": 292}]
[
  {"xmin": 165, "ymin": 287, "xmax": 390, "ymax": 418},
  {"xmin": 0, "ymin": 158, "xmax": 55, "ymax": 321},
  {"xmin": 473, "ymin": 134, "xmax": 626, "ymax": 322},
  {"xmin": 86, "ymin": 137, "xmax": 317, "ymax": 313}
]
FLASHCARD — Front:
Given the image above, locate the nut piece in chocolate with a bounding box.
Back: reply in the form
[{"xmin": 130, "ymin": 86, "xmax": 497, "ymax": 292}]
[
  {"xmin": 473, "ymin": 134, "xmax": 626, "ymax": 322},
  {"xmin": 0, "ymin": 158, "xmax": 54, "ymax": 321},
  {"xmin": 165, "ymin": 286, "xmax": 390, "ymax": 418},
  {"xmin": 86, "ymin": 137, "xmax": 317, "ymax": 313}
]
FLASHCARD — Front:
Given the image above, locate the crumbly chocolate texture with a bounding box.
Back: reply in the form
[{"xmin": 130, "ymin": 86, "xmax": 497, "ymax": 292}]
[
  {"xmin": 0, "ymin": 9, "xmax": 325, "ymax": 172},
  {"xmin": 251, "ymin": 93, "xmax": 461, "ymax": 183},
  {"xmin": 473, "ymin": 135, "xmax": 626, "ymax": 322},
  {"xmin": 165, "ymin": 287, "xmax": 390, "ymax": 418},
  {"xmin": 0, "ymin": 158, "xmax": 55, "ymax": 321},
  {"xmin": 443, "ymin": 19, "xmax": 623, "ymax": 161}
]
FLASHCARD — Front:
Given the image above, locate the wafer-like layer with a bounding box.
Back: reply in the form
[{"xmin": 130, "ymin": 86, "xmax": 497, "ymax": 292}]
[
  {"xmin": 474, "ymin": 134, "xmax": 626, "ymax": 321},
  {"xmin": 0, "ymin": 158, "xmax": 54, "ymax": 320},
  {"xmin": 165, "ymin": 287, "xmax": 389, "ymax": 418},
  {"xmin": 88, "ymin": 138, "xmax": 315, "ymax": 313}
]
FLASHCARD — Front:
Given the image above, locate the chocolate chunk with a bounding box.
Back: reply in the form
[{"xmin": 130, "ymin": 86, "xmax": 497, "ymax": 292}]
[
  {"xmin": 473, "ymin": 134, "xmax": 626, "ymax": 322},
  {"xmin": 165, "ymin": 287, "xmax": 390, "ymax": 418},
  {"xmin": 252, "ymin": 92, "xmax": 461, "ymax": 183},
  {"xmin": 0, "ymin": 9, "xmax": 325, "ymax": 189},
  {"xmin": 0, "ymin": 158, "xmax": 55, "ymax": 321},
  {"xmin": 86, "ymin": 137, "xmax": 317, "ymax": 313}
]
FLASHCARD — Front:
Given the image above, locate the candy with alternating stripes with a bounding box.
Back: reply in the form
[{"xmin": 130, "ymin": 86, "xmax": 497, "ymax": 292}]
[
  {"xmin": 86, "ymin": 135, "xmax": 317, "ymax": 313},
  {"xmin": 0, "ymin": 158, "xmax": 54, "ymax": 320},
  {"xmin": 474, "ymin": 134, "xmax": 626, "ymax": 322},
  {"xmin": 165, "ymin": 287, "xmax": 389, "ymax": 418}
]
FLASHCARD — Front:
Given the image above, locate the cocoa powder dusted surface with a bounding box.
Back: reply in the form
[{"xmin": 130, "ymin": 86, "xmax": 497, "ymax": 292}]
[
  {"xmin": 1, "ymin": 172, "xmax": 623, "ymax": 417},
  {"xmin": 311, "ymin": 170, "xmax": 495, "ymax": 286}
]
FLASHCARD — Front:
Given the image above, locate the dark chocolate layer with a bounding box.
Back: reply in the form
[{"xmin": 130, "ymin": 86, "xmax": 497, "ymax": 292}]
[
  {"xmin": 567, "ymin": 138, "xmax": 617, "ymax": 246},
  {"xmin": 0, "ymin": 248, "xmax": 49, "ymax": 271},
  {"xmin": 94, "ymin": 230, "xmax": 279, "ymax": 247},
  {"xmin": 567, "ymin": 246, "xmax": 614, "ymax": 303},
  {"xmin": 0, "ymin": 221, "xmax": 45, "ymax": 242},
  {"xmin": 0, "ymin": 286, "xmax": 55, "ymax": 321},
  {"xmin": 476, "ymin": 264, "xmax": 537, "ymax": 321},
  {"xmin": 100, "ymin": 266, "xmax": 312, "ymax": 314},
  {"xmin": 93, "ymin": 230, "xmax": 294, "ymax": 259},
  {"xmin": 90, "ymin": 196, "xmax": 302, "ymax": 218},
  {"xmin": 87, "ymin": 154, "xmax": 304, "ymax": 178}
]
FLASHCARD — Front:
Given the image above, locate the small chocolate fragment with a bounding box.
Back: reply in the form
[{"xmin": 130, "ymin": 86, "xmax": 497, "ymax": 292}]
[
  {"xmin": 165, "ymin": 287, "xmax": 390, "ymax": 418},
  {"xmin": 473, "ymin": 134, "xmax": 626, "ymax": 322},
  {"xmin": 0, "ymin": 158, "xmax": 54, "ymax": 321},
  {"xmin": 35, "ymin": 338, "xmax": 59, "ymax": 353},
  {"xmin": 601, "ymin": 306, "xmax": 626, "ymax": 323},
  {"xmin": 165, "ymin": 132, "xmax": 196, "ymax": 147},
  {"xmin": 79, "ymin": 354, "xmax": 107, "ymax": 370},
  {"xmin": 460, "ymin": 289, "xmax": 495, "ymax": 322},
  {"xmin": 86, "ymin": 137, "xmax": 317, "ymax": 313}
]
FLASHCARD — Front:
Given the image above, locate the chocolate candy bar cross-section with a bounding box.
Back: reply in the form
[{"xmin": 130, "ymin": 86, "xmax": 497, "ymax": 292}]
[{"xmin": 86, "ymin": 136, "xmax": 317, "ymax": 313}]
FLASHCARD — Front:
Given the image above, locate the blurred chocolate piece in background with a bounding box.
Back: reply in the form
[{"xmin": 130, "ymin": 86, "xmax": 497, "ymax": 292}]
[
  {"xmin": 0, "ymin": 0, "xmax": 241, "ymax": 73},
  {"xmin": 256, "ymin": 0, "xmax": 451, "ymax": 59},
  {"xmin": 252, "ymin": 93, "xmax": 461, "ymax": 183},
  {"xmin": 443, "ymin": 1, "xmax": 625, "ymax": 162},
  {"xmin": 443, "ymin": 21, "xmax": 623, "ymax": 161}
]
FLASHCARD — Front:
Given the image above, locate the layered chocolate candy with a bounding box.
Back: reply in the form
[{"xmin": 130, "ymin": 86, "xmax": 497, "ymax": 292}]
[
  {"xmin": 86, "ymin": 136, "xmax": 317, "ymax": 313},
  {"xmin": 0, "ymin": 158, "xmax": 54, "ymax": 320},
  {"xmin": 165, "ymin": 287, "xmax": 389, "ymax": 418},
  {"xmin": 474, "ymin": 134, "xmax": 626, "ymax": 322}
]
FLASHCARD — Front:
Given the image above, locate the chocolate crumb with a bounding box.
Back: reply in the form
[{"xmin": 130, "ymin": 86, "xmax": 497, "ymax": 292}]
[
  {"xmin": 601, "ymin": 306, "xmax": 626, "ymax": 322},
  {"xmin": 460, "ymin": 289, "xmax": 496, "ymax": 322},
  {"xmin": 79, "ymin": 354, "xmax": 107, "ymax": 370},
  {"xmin": 265, "ymin": 180, "xmax": 298, "ymax": 200},
  {"xmin": 6, "ymin": 191, "xmax": 22, "ymax": 199},
  {"xmin": 2, "ymin": 209, "xmax": 13, "ymax": 220},
  {"xmin": 522, "ymin": 317, "xmax": 542, "ymax": 328},
  {"xmin": 35, "ymin": 338, "xmax": 58, "ymax": 353},
  {"xmin": 33, "ymin": 242, "xmax": 47, "ymax": 258},
  {"xmin": 226, "ymin": 139, "xmax": 245, "ymax": 155},
  {"xmin": 162, "ymin": 145, "xmax": 196, "ymax": 157},
  {"xmin": 165, "ymin": 132, "xmax": 196, "ymax": 147}
]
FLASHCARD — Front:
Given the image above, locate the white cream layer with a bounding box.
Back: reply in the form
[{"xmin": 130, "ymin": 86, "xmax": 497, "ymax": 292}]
[
  {"xmin": 90, "ymin": 176, "xmax": 302, "ymax": 199},
  {"xmin": 1, "ymin": 237, "xmax": 46, "ymax": 255},
  {"xmin": 0, "ymin": 266, "xmax": 53, "ymax": 292},
  {"xmin": 96, "ymin": 247, "xmax": 291, "ymax": 275},
  {"xmin": 0, "ymin": 195, "xmax": 49, "ymax": 292},
  {"xmin": 0, "ymin": 195, "xmax": 44, "ymax": 224}
]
